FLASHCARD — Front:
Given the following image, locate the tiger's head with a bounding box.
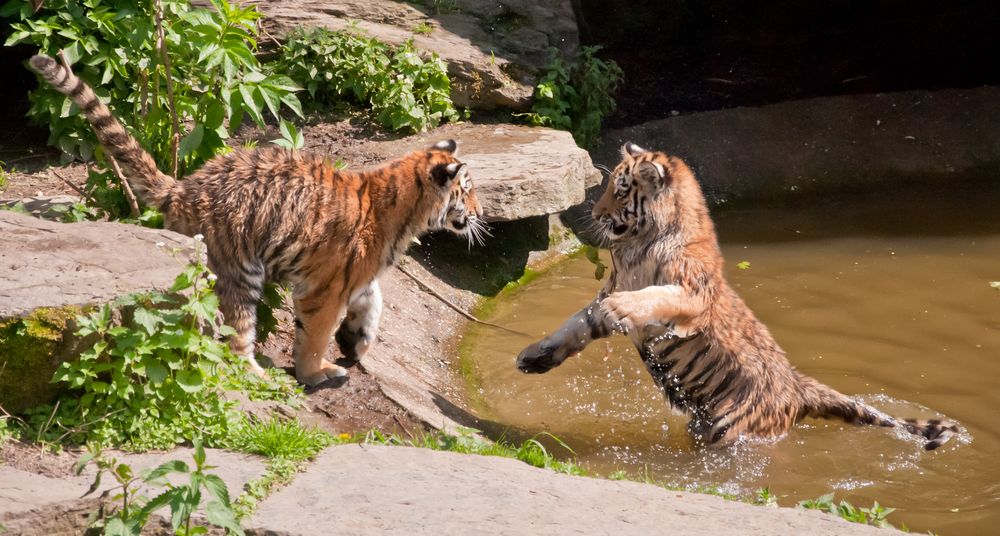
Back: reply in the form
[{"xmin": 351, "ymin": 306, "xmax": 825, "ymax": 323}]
[
  {"xmin": 592, "ymin": 142, "xmax": 690, "ymax": 243},
  {"xmin": 426, "ymin": 139, "xmax": 488, "ymax": 246}
]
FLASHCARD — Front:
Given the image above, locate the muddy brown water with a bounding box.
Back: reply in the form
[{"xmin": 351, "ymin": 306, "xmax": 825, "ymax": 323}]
[{"xmin": 462, "ymin": 182, "xmax": 1000, "ymax": 535}]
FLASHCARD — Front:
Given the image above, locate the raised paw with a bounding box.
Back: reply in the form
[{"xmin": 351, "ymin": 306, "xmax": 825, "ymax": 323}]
[
  {"xmin": 297, "ymin": 361, "xmax": 349, "ymax": 387},
  {"xmin": 516, "ymin": 339, "xmax": 565, "ymax": 374},
  {"xmin": 600, "ymin": 292, "xmax": 641, "ymax": 333},
  {"xmin": 335, "ymin": 323, "xmax": 372, "ymax": 362}
]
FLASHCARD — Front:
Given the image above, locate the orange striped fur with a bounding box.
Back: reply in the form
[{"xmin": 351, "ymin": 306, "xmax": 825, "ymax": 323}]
[
  {"xmin": 517, "ymin": 142, "xmax": 958, "ymax": 450},
  {"xmin": 29, "ymin": 54, "xmax": 486, "ymax": 386}
]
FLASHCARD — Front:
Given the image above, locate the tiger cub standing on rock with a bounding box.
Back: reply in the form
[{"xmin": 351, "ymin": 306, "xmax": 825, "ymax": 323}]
[
  {"xmin": 517, "ymin": 142, "xmax": 959, "ymax": 450},
  {"xmin": 29, "ymin": 54, "xmax": 486, "ymax": 386}
]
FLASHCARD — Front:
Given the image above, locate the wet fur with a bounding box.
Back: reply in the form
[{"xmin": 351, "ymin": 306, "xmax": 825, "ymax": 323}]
[
  {"xmin": 517, "ymin": 142, "xmax": 958, "ymax": 450},
  {"xmin": 29, "ymin": 54, "xmax": 485, "ymax": 386}
]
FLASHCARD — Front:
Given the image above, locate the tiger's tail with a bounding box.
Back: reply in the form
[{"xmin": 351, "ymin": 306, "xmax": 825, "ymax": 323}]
[
  {"xmin": 799, "ymin": 374, "xmax": 958, "ymax": 451},
  {"xmin": 27, "ymin": 54, "xmax": 176, "ymax": 210}
]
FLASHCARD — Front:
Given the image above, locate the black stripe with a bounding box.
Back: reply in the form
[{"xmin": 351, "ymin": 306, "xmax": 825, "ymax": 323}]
[
  {"xmin": 676, "ymin": 345, "xmax": 711, "ymax": 384},
  {"xmin": 81, "ymin": 98, "xmax": 100, "ymax": 114},
  {"xmin": 91, "ymin": 113, "xmax": 114, "ymax": 130},
  {"xmin": 68, "ymin": 78, "xmax": 87, "ymax": 99},
  {"xmin": 707, "ymin": 370, "xmax": 739, "ymax": 405}
]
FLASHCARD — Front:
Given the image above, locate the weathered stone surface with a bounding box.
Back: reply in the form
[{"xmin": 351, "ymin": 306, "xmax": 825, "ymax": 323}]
[
  {"xmin": 0, "ymin": 448, "xmax": 265, "ymax": 536},
  {"xmin": 248, "ymin": 0, "xmax": 581, "ymax": 111},
  {"xmin": 0, "ymin": 212, "xmax": 193, "ymax": 412},
  {"xmin": 322, "ymin": 122, "xmax": 602, "ymax": 222},
  {"xmin": 595, "ymin": 87, "xmax": 1000, "ymax": 203},
  {"xmin": 247, "ymin": 444, "xmax": 905, "ymax": 536}
]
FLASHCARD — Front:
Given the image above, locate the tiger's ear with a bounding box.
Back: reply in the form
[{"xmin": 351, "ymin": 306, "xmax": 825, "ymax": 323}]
[
  {"xmin": 431, "ymin": 139, "xmax": 458, "ymax": 155},
  {"xmin": 431, "ymin": 161, "xmax": 467, "ymax": 187},
  {"xmin": 622, "ymin": 142, "xmax": 647, "ymax": 159},
  {"xmin": 635, "ymin": 161, "xmax": 667, "ymax": 186}
]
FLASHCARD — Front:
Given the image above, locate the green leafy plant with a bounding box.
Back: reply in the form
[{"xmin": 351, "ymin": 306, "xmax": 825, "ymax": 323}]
[
  {"xmin": 519, "ymin": 46, "xmax": 622, "ymax": 148},
  {"xmin": 363, "ymin": 428, "xmax": 587, "ymax": 476},
  {"xmin": 3, "ymin": 0, "xmax": 302, "ymax": 218},
  {"xmin": 78, "ymin": 439, "xmax": 244, "ymax": 535},
  {"xmin": 270, "ymin": 119, "xmax": 304, "ymax": 150},
  {"xmin": 799, "ymin": 492, "xmax": 898, "ymax": 528},
  {"xmin": 230, "ymin": 417, "xmax": 332, "ymax": 461},
  {"xmin": 0, "ymin": 161, "xmax": 9, "ymax": 193},
  {"xmin": 21, "ymin": 237, "xmax": 293, "ymax": 450},
  {"xmin": 412, "ymin": 21, "xmax": 434, "ymax": 35},
  {"xmin": 276, "ymin": 26, "xmax": 459, "ymax": 133}
]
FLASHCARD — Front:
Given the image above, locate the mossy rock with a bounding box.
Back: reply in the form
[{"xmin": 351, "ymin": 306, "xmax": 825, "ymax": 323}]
[{"xmin": 0, "ymin": 306, "xmax": 93, "ymax": 414}]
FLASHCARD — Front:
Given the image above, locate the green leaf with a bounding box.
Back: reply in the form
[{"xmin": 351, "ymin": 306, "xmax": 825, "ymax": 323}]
[
  {"xmin": 736, "ymin": 260, "xmax": 752, "ymax": 270},
  {"xmin": 205, "ymin": 500, "xmax": 245, "ymax": 535},
  {"xmin": 201, "ymin": 473, "xmax": 231, "ymax": 505},
  {"xmin": 169, "ymin": 487, "xmax": 199, "ymax": 531},
  {"xmin": 178, "ymin": 124, "xmax": 205, "ymax": 160},
  {"xmin": 132, "ymin": 307, "xmax": 162, "ymax": 335},
  {"xmin": 145, "ymin": 459, "xmax": 190, "ymax": 481},
  {"xmin": 176, "ymin": 369, "xmax": 204, "ymax": 393},
  {"xmin": 145, "ymin": 358, "xmax": 168, "ymax": 384}
]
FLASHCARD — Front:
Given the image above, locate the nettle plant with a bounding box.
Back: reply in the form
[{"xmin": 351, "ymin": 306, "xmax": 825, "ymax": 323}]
[
  {"xmin": 521, "ymin": 46, "xmax": 623, "ymax": 148},
  {"xmin": 276, "ymin": 26, "xmax": 459, "ymax": 133},
  {"xmin": 2, "ymin": 0, "xmax": 303, "ymax": 217},
  {"xmin": 24, "ymin": 238, "xmax": 297, "ymax": 451}
]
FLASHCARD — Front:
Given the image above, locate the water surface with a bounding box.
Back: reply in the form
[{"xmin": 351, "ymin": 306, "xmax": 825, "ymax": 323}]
[{"xmin": 463, "ymin": 182, "xmax": 1000, "ymax": 534}]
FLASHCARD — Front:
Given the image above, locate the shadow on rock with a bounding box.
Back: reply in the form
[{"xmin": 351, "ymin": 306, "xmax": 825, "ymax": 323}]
[{"xmin": 409, "ymin": 215, "xmax": 550, "ymax": 296}]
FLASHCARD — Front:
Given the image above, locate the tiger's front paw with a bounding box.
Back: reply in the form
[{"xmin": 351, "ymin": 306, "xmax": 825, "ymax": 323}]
[
  {"xmin": 601, "ymin": 292, "xmax": 647, "ymax": 333},
  {"xmin": 516, "ymin": 339, "xmax": 565, "ymax": 374},
  {"xmin": 297, "ymin": 361, "xmax": 349, "ymax": 387}
]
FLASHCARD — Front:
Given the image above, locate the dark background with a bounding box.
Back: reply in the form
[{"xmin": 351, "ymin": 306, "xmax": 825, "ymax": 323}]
[
  {"xmin": 575, "ymin": 0, "xmax": 1000, "ymax": 126},
  {"xmin": 3, "ymin": 0, "xmax": 999, "ymax": 141}
]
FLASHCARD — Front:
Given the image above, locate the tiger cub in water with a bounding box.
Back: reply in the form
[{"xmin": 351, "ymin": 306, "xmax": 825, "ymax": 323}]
[
  {"xmin": 517, "ymin": 142, "xmax": 958, "ymax": 450},
  {"xmin": 29, "ymin": 54, "xmax": 486, "ymax": 386}
]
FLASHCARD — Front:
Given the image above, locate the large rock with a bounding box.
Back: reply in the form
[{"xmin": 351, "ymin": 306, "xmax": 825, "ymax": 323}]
[
  {"xmin": 248, "ymin": 0, "xmax": 581, "ymax": 111},
  {"xmin": 248, "ymin": 444, "xmax": 905, "ymax": 535},
  {"xmin": 0, "ymin": 212, "xmax": 193, "ymax": 413},
  {"xmin": 596, "ymin": 87, "xmax": 1000, "ymax": 203},
  {"xmin": 309, "ymin": 122, "xmax": 602, "ymax": 222}
]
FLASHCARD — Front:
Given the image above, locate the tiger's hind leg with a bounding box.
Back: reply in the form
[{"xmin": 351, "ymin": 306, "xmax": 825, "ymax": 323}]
[
  {"xmin": 292, "ymin": 289, "xmax": 349, "ymax": 387},
  {"xmin": 212, "ymin": 257, "xmax": 267, "ymax": 376},
  {"xmin": 335, "ymin": 279, "xmax": 383, "ymax": 362}
]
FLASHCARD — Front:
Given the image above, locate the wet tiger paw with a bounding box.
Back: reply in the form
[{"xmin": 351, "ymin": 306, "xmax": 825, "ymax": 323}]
[
  {"xmin": 601, "ymin": 292, "xmax": 646, "ymax": 333},
  {"xmin": 516, "ymin": 339, "xmax": 565, "ymax": 373}
]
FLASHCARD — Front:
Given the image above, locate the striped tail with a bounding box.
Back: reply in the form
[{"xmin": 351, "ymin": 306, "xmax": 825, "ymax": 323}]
[
  {"xmin": 799, "ymin": 375, "xmax": 958, "ymax": 451},
  {"xmin": 27, "ymin": 54, "xmax": 176, "ymax": 210}
]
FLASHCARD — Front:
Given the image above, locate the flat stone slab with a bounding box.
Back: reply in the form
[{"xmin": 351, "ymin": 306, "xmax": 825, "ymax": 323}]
[
  {"xmin": 248, "ymin": 444, "xmax": 903, "ymax": 536},
  {"xmin": 0, "ymin": 211, "xmax": 194, "ymax": 319},
  {"xmin": 1, "ymin": 448, "xmax": 265, "ymax": 535},
  {"xmin": 339, "ymin": 123, "xmax": 602, "ymax": 222}
]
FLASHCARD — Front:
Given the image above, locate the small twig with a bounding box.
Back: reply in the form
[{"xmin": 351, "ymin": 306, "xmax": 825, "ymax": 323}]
[
  {"xmin": 259, "ymin": 25, "xmax": 283, "ymax": 48},
  {"xmin": 392, "ymin": 414, "xmax": 416, "ymax": 440},
  {"xmin": 154, "ymin": 0, "xmax": 180, "ymax": 178},
  {"xmin": 50, "ymin": 169, "xmax": 92, "ymax": 202},
  {"xmin": 106, "ymin": 157, "xmax": 141, "ymax": 218},
  {"xmin": 396, "ymin": 264, "xmax": 531, "ymax": 337}
]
